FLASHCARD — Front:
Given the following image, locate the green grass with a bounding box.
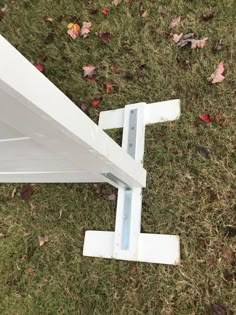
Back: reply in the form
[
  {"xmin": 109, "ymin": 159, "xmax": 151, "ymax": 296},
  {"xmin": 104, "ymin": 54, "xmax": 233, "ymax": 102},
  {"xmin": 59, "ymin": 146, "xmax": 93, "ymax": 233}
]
[{"xmin": 0, "ymin": 0, "xmax": 236, "ymax": 314}]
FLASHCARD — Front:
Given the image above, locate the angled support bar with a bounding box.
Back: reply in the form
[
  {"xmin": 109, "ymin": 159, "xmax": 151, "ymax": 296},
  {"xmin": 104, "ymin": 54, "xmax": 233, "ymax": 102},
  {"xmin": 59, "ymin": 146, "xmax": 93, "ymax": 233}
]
[{"xmin": 84, "ymin": 100, "xmax": 181, "ymax": 265}]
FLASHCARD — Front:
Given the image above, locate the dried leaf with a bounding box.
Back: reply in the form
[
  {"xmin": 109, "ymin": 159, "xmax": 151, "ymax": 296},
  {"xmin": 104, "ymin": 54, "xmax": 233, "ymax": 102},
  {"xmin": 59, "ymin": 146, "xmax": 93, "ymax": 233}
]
[
  {"xmin": 91, "ymin": 98, "xmax": 101, "ymax": 107},
  {"xmin": 108, "ymin": 193, "xmax": 116, "ymax": 201},
  {"xmin": 112, "ymin": 0, "xmax": 122, "ymax": 5},
  {"xmin": 130, "ymin": 267, "xmax": 137, "ymax": 274},
  {"xmin": 42, "ymin": 16, "xmax": 53, "ymax": 23},
  {"xmin": 173, "ymin": 33, "xmax": 183, "ymax": 43},
  {"xmin": 196, "ymin": 145, "xmax": 209, "ymax": 159},
  {"xmin": 80, "ymin": 103, "xmax": 88, "ymax": 112},
  {"xmin": 83, "ymin": 65, "xmax": 96, "ymax": 78},
  {"xmin": 80, "ymin": 21, "xmax": 92, "ymax": 38},
  {"xmin": 20, "ymin": 185, "xmax": 33, "ymax": 201},
  {"xmin": 88, "ymin": 8, "xmax": 98, "ymax": 15},
  {"xmin": 208, "ymin": 62, "xmax": 225, "ymax": 84},
  {"xmin": 93, "ymin": 183, "xmax": 102, "ymax": 194},
  {"xmin": 105, "ymin": 83, "xmax": 112, "ymax": 94},
  {"xmin": 98, "ymin": 32, "xmax": 111, "ymax": 43},
  {"xmin": 224, "ymin": 226, "xmax": 236, "ymax": 237},
  {"xmin": 213, "ymin": 40, "xmax": 224, "ymax": 53},
  {"xmin": 209, "ymin": 304, "xmax": 227, "ymax": 315},
  {"xmin": 28, "ymin": 267, "xmax": 34, "ymax": 275},
  {"xmin": 102, "ymin": 7, "xmax": 108, "ymax": 15},
  {"xmin": 169, "ymin": 16, "xmax": 181, "ymax": 29},
  {"xmin": 142, "ymin": 10, "xmax": 148, "ymax": 18},
  {"xmin": 67, "ymin": 23, "xmax": 80, "ymax": 40},
  {"xmin": 191, "ymin": 37, "xmax": 208, "ymax": 49},
  {"xmin": 44, "ymin": 32, "xmax": 54, "ymax": 44},
  {"xmin": 201, "ymin": 9, "xmax": 215, "ymax": 22},
  {"xmin": 111, "ymin": 64, "xmax": 118, "ymax": 73},
  {"xmin": 38, "ymin": 236, "xmax": 49, "ymax": 247},
  {"xmin": 198, "ymin": 114, "xmax": 212, "ymax": 123}
]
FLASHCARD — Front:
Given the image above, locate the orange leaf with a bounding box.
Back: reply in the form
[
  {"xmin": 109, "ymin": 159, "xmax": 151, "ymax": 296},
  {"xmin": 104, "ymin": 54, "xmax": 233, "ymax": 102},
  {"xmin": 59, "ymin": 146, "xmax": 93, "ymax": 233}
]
[{"xmin": 67, "ymin": 23, "xmax": 80, "ymax": 39}]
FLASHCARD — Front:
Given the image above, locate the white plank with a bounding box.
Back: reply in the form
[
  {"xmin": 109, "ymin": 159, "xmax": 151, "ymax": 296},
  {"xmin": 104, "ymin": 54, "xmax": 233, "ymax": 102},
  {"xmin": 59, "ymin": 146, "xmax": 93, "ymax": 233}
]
[
  {"xmin": 99, "ymin": 100, "xmax": 180, "ymax": 130},
  {"xmin": 0, "ymin": 35, "xmax": 146, "ymax": 188},
  {"xmin": 83, "ymin": 231, "xmax": 180, "ymax": 265}
]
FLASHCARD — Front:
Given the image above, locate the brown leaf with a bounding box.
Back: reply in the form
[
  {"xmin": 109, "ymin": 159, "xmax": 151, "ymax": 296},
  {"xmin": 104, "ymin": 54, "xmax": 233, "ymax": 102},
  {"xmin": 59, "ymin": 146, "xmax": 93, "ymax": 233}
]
[
  {"xmin": 209, "ymin": 304, "xmax": 226, "ymax": 315},
  {"xmin": 173, "ymin": 33, "xmax": 183, "ymax": 43},
  {"xmin": 224, "ymin": 226, "xmax": 236, "ymax": 237},
  {"xmin": 142, "ymin": 10, "xmax": 148, "ymax": 18},
  {"xmin": 80, "ymin": 21, "xmax": 92, "ymax": 38},
  {"xmin": 169, "ymin": 16, "xmax": 181, "ymax": 29},
  {"xmin": 38, "ymin": 236, "xmax": 49, "ymax": 247},
  {"xmin": 108, "ymin": 193, "xmax": 116, "ymax": 201},
  {"xmin": 44, "ymin": 32, "xmax": 54, "ymax": 44},
  {"xmin": 88, "ymin": 8, "xmax": 98, "ymax": 15},
  {"xmin": 98, "ymin": 32, "xmax": 111, "ymax": 43},
  {"xmin": 208, "ymin": 62, "xmax": 225, "ymax": 84},
  {"xmin": 83, "ymin": 65, "xmax": 96, "ymax": 78},
  {"xmin": 28, "ymin": 267, "xmax": 34, "ymax": 275},
  {"xmin": 112, "ymin": 0, "xmax": 122, "ymax": 5},
  {"xmin": 191, "ymin": 37, "xmax": 208, "ymax": 49},
  {"xmin": 20, "ymin": 185, "xmax": 33, "ymax": 201},
  {"xmin": 42, "ymin": 16, "xmax": 53, "ymax": 23},
  {"xmin": 201, "ymin": 9, "xmax": 215, "ymax": 21},
  {"xmin": 111, "ymin": 64, "xmax": 118, "ymax": 73},
  {"xmin": 196, "ymin": 145, "xmax": 209, "ymax": 159}
]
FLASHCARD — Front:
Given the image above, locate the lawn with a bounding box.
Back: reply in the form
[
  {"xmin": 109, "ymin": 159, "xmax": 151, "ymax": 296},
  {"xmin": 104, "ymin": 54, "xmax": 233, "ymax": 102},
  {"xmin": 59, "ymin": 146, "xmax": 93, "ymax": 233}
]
[{"xmin": 0, "ymin": 0, "xmax": 235, "ymax": 314}]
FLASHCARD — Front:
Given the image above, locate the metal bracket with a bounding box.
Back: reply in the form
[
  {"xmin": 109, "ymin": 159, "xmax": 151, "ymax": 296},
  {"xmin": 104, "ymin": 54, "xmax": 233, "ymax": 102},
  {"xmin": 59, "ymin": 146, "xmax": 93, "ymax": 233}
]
[{"xmin": 83, "ymin": 100, "xmax": 181, "ymax": 265}]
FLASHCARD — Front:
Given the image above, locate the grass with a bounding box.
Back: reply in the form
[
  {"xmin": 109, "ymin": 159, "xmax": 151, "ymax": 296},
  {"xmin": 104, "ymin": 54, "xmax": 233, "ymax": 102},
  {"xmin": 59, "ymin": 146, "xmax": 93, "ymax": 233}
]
[{"xmin": 0, "ymin": 0, "xmax": 236, "ymax": 314}]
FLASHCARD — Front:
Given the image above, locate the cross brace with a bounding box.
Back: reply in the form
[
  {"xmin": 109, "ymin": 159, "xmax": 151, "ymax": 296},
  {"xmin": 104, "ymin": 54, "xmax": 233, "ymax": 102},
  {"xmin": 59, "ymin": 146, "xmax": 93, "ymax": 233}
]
[{"xmin": 83, "ymin": 100, "xmax": 181, "ymax": 264}]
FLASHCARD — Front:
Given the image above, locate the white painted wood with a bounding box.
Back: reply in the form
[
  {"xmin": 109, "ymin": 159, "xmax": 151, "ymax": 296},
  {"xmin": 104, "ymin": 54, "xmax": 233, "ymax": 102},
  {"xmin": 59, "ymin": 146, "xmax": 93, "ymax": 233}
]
[
  {"xmin": 99, "ymin": 99, "xmax": 180, "ymax": 130},
  {"xmin": 0, "ymin": 35, "xmax": 146, "ymax": 187},
  {"xmin": 83, "ymin": 231, "xmax": 180, "ymax": 265}
]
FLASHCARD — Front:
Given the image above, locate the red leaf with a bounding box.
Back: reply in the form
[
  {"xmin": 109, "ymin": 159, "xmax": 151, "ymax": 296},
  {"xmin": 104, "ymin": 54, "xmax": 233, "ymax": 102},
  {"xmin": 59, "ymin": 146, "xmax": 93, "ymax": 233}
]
[
  {"xmin": 198, "ymin": 114, "xmax": 212, "ymax": 123},
  {"xmin": 34, "ymin": 63, "xmax": 44, "ymax": 72},
  {"xmin": 102, "ymin": 7, "xmax": 108, "ymax": 15},
  {"xmin": 105, "ymin": 83, "xmax": 112, "ymax": 94},
  {"xmin": 20, "ymin": 185, "xmax": 33, "ymax": 201},
  {"xmin": 91, "ymin": 98, "xmax": 101, "ymax": 107},
  {"xmin": 88, "ymin": 74, "xmax": 97, "ymax": 81},
  {"xmin": 98, "ymin": 32, "xmax": 111, "ymax": 43}
]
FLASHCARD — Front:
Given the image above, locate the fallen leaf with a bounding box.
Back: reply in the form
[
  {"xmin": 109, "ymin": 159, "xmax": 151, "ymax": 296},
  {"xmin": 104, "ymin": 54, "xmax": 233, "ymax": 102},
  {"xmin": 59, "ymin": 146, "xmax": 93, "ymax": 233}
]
[
  {"xmin": 108, "ymin": 193, "xmax": 116, "ymax": 201},
  {"xmin": 169, "ymin": 16, "xmax": 181, "ymax": 29},
  {"xmin": 130, "ymin": 267, "xmax": 137, "ymax": 274},
  {"xmin": 91, "ymin": 98, "xmax": 101, "ymax": 107},
  {"xmin": 20, "ymin": 185, "xmax": 33, "ymax": 201},
  {"xmin": 215, "ymin": 113, "xmax": 222, "ymax": 122},
  {"xmin": 98, "ymin": 32, "xmax": 111, "ymax": 43},
  {"xmin": 42, "ymin": 16, "xmax": 53, "ymax": 23},
  {"xmin": 142, "ymin": 10, "xmax": 148, "ymax": 18},
  {"xmin": 191, "ymin": 37, "xmax": 208, "ymax": 49},
  {"xmin": 224, "ymin": 226, "xmax": 236, "ymax": 237},
  {"xmin": 80, "ymin": 21, "xmax": 92, "ymax": 38},
  {"xmin": 80, "ymin": 104, "xmax": 88, "ymax": 112},
  {"xmin": 208, "ymin": 62, "xmax": 225, "ymax": 84},
  {"xmin": 44, "ymin": 32, "xmax": 54, "ymax": 44},
  {"xmin": 28, "ymin": 267, "xmax": 34, "ymax": 275},
  {"xmin": 105, "ymin": 82, "xmax": 112, "ymax": 94},
  {"xmin": 93, "ymin": 183, "xmax": 102, "ymax": 194},
  {"xmin": 111, "ymin": 64, "xmax": 118, "ymax": 73},
  {"xmin": 67, "ymin": 23, "xmax": 80, "ymax": 39},
  {"xmin": 196, "ymin": 145, "xmax": 209, "ymax": 159},
  {"xmin": 20, "ymin": 255, "xmax": 26, "ymax": 261},
  {"xmin": 209, "ymin": 304, "xmax": 227, "ymax": 315},
  {"xmin": 199, "ymin": 114, "xmax": 212, "ymax": 123},
  {"xmin": 38, "ymin": 236, "xmax": 49, "ymax": 247},
  {"xmin": 173, "ymin": 33, "xmax": 183, "ymax": 43},
  {"xmin": 88, "ymin": 8, "xmax": 98, "ymax": 15},
  {"xmin": 83, "ymin": 65, "xmax": 96, "ymax": 78},
  {"xmin": 213, "ymin": 40, "xmax": 224, "ymax": 53},
  {"xmin": 102, "ymin": 7, "xmax": 108, "ymax": 15},
  {"xmin": 201, "ymin": 9, "xmax": 215, "ymax": 22},
  {"xmin": 0, "ymin": 4, "xmax": 8, "ymax": 13},
  {"xmin": 113, "ymin": 0, "xmax": 122, "ymax": 5},
  {"xmin": 34, "ymin": 63, "xmax": 44, "ymax": 72}
]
